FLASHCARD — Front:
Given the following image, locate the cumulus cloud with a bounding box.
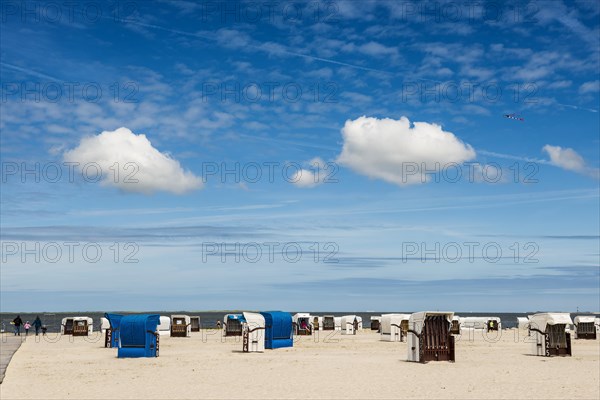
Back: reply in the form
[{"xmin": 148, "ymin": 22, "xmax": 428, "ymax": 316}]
[
  {"xmin": 337, "ymin": 116, "xmax": 476, "ymax": 185},
  {"xmin": 291, "ymin": 158, "xmax": 330, "ymax": 188},
  {"xmin": 542, "ymin": 145, "xmax": 599, "ymax": 179},
  {"xmin": 63, "ymin": 127, "xmax": 203, "ymax": 194}
]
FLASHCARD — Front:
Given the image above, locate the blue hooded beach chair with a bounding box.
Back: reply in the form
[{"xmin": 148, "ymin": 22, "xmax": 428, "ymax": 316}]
[
  {"xmin": 118, "ymin": 314, "xmax": 160, "ymax": 358},
  {"xmin": 104, "ymin": 313, "xmax": 123, "ymax": 348},
  {"xmin": 260, "ymin": 311, "xmax": 293, "ymax": 349}
]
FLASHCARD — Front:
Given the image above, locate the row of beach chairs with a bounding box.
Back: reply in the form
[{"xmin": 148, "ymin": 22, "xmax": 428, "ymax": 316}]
[{"xmin": 61, "ymin": 311, "xmax": 598, "ymax": 362}]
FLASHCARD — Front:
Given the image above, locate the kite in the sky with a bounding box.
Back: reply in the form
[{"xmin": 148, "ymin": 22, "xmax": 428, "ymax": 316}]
[{"xmin": 504, "ymin": 113, "xmax": 524, "ymax": 121}]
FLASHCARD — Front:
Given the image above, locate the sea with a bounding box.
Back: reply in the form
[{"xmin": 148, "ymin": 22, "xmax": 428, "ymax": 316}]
[{"xmin": 2, "ymin": 311, "xmax": 595, "ymax": 333}]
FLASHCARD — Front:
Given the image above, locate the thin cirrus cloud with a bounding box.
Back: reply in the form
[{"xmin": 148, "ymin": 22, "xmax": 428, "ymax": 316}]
[
  {"xmin": 63, "ymin": 127, "xmax": 203, "ymax": 194},
  {"xmin": 336, "ymin": 116, "xmax": 476, "ymax": 186},
  {"xmin": 542, "ymin": 144, "xmax": 600, "ymax": 179}
]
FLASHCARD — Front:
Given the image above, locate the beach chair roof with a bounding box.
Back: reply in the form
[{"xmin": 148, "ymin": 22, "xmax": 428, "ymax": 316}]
[
  {"xmin": 381, "ymin": 314, "xmax": 410, "ymax": 323},
  {"xmin": 293, "ymin": 313, "xmax": 311, "ymax": 320},
  {"xmin": 62, "ymin": 316, "xmax": 92, "ymax": 323},
  {"xmin": 574, "ymin": 316, "xmax": 596, "ymax": 324},
  {"xmin": 528, "ymin": 313, "xmax": 572, "ymax": 332},
  {"xmin": 242, "ymin": 312, "xmax": 265, "ymax": 328},
  {"xmin": 105, "ymin": 313, "xmax": 124, "ymax": 329},
  {"xmin": 409, "ymin": 311, "xmax": 454, "ymax": 334}
]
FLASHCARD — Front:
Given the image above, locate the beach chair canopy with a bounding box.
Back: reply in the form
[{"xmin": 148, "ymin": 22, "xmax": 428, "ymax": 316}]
[
  {"xmin": 409, "ymin": 311, "xmax": 454, "ymax": 335},
  {"xmin": 105, "ymin": 313, "xmax": 124, "ymax": 330},
  {"xmin": 260, "ymin": 311, "xmax": 293, "ymax": 349},
  {"xmin": 529, "ymin": 313, "xmax": 573, "ymax": 333},
  {"xmin": 574, "ymin": 316, "xmax": 596, "ymax": 325},
  {"xmin": 293, "ymin": 313, "xmax": 311, "ymax": 322},
  {"xmin": 243, "ymin": 312, "xmax": 265, "ymax": 328},
  {"xmin": 381, "ymin": 314, "xmax": 409, "ymax": 333}
]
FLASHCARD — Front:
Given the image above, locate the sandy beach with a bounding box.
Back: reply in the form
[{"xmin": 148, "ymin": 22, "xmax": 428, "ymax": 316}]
[{"xmin": 1, "ymin": 329, "xmax": 598, "ymax": 400}]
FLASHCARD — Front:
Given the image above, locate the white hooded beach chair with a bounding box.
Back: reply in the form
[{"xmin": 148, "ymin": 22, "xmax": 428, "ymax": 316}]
[
  {"xmin": 170, "ymin": 315, "xmax": 191, "ymax": 337},
  {"xmin": 529, "ymin": 313, "xmax": 573, "ymax": 356},
  {"xmin": 341, "ymin": 315, "xmax": 358, "ymax": 335},
  {"xmin": 157, "ymin": 316, "xmax": 171, "ymax": 336},
  {"xmin": 380, "ymin": 314, "xmax": 410, "ymax": 342},
  {"xmin": 574, "ymin": 316, "xmax": 597, "ymax": 340},
  {"xmin": 242, "ymin": 312, "xmax": 265, "ymax": 353},
  {"xmin": 407, "ymin": 311, "xmax": 455, "ymax": 363}
]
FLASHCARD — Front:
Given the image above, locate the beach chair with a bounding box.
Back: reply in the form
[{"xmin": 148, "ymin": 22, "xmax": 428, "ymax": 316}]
[
  {"xmin": 370, "ymin": 316, "xmax": 381, "ymax": 331},
  {"xmin": 341, "ymin": 315, "xmax": 357, "ymax": 335},
  {"xmin": 190, "ymin": 316, "xmax": 201, "ymax": 332},
  {"xmin": 118, "ymin": 314, "xmax": 161, "ymax": 358},
  {"xmin": 322, "ymin": 315, "xmax": 335, "ymax": 331},
  {"xmin": 170, "ymin": 315, "xmax": 191, "ymax": 337},
  {"xmin": 380, "ymin": 314, "xmax": 409, "ymax": 342},
  {"xmin": 517, "ymin": 317, "xmax": 529, "ymax": 330},
  {"xmin": 450, "ymin": 316, "xmax": 461, "ymax": 335},
  {"xmin": 157, "ymin": 316, "xmax": 171, "ymax": 336},
  {"xmin": 72, "ymin": 317, "xmax": 93, "ymax": 336},
  {"xmin": 224, "ymin": 314, "xmax": 245, "ymax": 336},
  {"xmin": 574, "ymin": 316, "xmax": 597, "ymax": 340},
  {"xmin": 407, "ymin": 311, "xmax": 455, "ymax": 363},
  {"xmin": 529, "ymin": 313, "xmax": 572, "ymax": 356},
  {"xmin": 61, "ymin": 318, "xmax": 74, "ymax": 335},
  {"xmin": 293, "ymin": 313, "xmax": 312, "ymax": 336},
  {"xmin": 334, "ymin": 317, "xmax": 342, "ymax": 331},
  {"xmin": 242, "ymin": 312, "xmax": 265, "ymax": 352}
]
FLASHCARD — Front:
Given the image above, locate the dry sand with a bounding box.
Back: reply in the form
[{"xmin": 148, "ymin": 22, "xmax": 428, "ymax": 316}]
[{"xmin": 1, "ymin": 329, "xmax": 599, "ymax": 399}]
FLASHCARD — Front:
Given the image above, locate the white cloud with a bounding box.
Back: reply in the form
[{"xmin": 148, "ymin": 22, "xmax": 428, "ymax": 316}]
[
  {"xmin": 291, "ymin": 157, "xmax": 328, "ymax": 188},
  {"xmin": 63, "ymin": 127, "xmax": 203, "ymax": 194},
  {"xmin": 546, "ymin": 80, "xmax": 572, "ymax": 89},
  {"xmin": 579, "ymin": 80, "xmax": 600, "ymax": 94},
  {"xmin": 337, "ymin": 116, "xmax": 476, "ymax": 185},
  {"xmin": 357, "ymin": 41, "xmax": 399, "ymax": 59},
  {"xmin": 542, "ymin": 145, "xmax": 599, "ymax": 179}
]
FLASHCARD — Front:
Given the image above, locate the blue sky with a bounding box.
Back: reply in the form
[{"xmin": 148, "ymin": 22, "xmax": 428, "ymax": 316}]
[{"xmin": 1, "ymin": 0, "xmax": 599, "ymax": 312}]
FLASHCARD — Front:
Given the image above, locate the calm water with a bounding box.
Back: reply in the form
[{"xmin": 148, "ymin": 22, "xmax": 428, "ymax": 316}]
[{"xmin": 2, "ymin": 311, "xmax": 589, "ymax": 333}]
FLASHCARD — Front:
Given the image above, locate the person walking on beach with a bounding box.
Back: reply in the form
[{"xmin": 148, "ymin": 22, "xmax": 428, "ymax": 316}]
[
  {"xmin": 33, "ymin": 316, "xmax": 43, "ymax": 336},
  {"xmin": 13, "ymin": 315, "xmax": 23, "ymax": 336},
  {"xmin": 24, "ymin": 321, "xmax": 31, "ymax": 336}
]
